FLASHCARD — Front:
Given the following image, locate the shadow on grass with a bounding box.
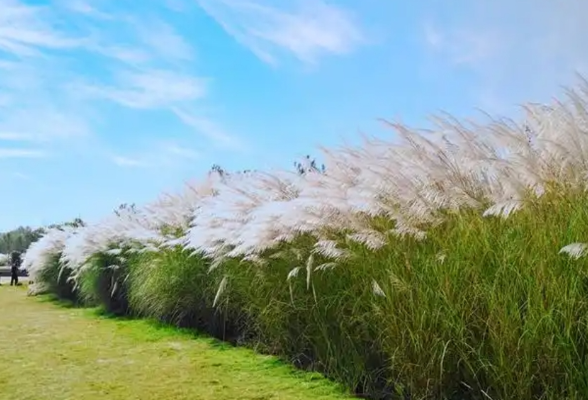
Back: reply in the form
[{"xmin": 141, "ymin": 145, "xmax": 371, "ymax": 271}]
[{"xmin": 90, "ymin": 306, "xmax": 239, "ymax": 352}]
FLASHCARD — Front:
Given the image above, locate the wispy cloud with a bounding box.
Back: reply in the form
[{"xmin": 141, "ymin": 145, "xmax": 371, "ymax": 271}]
[
  {"xmin": 0, "ymin": 0, "xmax": 98, "ymax": 159},
  {"xmin": 163, "ymin": 143, "xmax": 200, "ymax": 160},
  {"xmin": 133, "ymin": 19, "xmax": 195, "ymax": 62},
  {"xmin": 423, "ymin": 22, "xmax": 500, "ymax": 67},
  {"xmin": 91, "ymin": 45, "xmax": 151, "ymax": 65},
  {"xmin": 0, "ymin": 171, "xmax": 36, "ymax": 188},
  {"xmin": 111, "ymin": 155, "xmax": 147, "ymax": 168},
  {"xmin": 0, "ymin": 148, "xmax": 47, "ymax": 159},
  {"xmin": 79, "ymin": 69, "xmax": 208, "ymax": 109},
  {"xmin": 172, "ymin": 107, "xmax": 243, "ymax": 149},
  {"xmin": 12, "ymin": 172, "xmax": 32, "ymax": 180},
  {"xmin": 0, "ymin": 132, "xmax": 36, "ymax": 142},
  {"xmin": 58, "ymin": 0, "xmax": 113, "ymax": 19},
  {"xmin": 0, "ymin": 106, "xmax": 94, "ymax": 144},
  {"xmin": 164, "ymin": 0, "xmax": 188, "ymax": 12},
  {"xmin": 422, "ymin": 0, "xmax": 588, "ymax": 108},
  {"xmin": 111, "ymin": 140, "xmax": 201, "ymax": 169},
  {"xmin": 0, "ymin": 0, "xmax": 244, "ymax": 166},
  {"xmin": 194, "ymin": 0, "xmax": 364, "ymax": 65},
  {"xmin": 0, "ymin": 0, "xmax": 86, "ymax": 57}
]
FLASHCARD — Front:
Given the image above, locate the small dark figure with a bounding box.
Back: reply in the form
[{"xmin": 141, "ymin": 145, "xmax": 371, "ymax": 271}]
[{"xmin": 10, "ymin": 251, "xmax": 21, "ymax": 286}]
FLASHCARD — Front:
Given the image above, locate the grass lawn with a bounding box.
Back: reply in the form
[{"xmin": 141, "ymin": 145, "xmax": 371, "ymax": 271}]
[{"xmin": 0, "ymin": 286, "xmax": 353, "ymax": 400}]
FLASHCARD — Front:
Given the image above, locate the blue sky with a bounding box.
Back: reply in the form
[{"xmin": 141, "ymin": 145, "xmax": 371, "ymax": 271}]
[{"xmin": 1, "ymin": 0, "xmax": 587, "ymax": 231}]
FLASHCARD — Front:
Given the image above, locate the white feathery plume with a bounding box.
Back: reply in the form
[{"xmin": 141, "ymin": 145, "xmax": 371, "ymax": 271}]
[
  {"xmin": 22, "ymin": 227, "xmax": 77, "ymax": 293},
  {"xmin": 20, "ymin": 78, "xmax": 588, "ymax": 292},
  {"xmin": 559, "ymin": 243, "xmax": 588, "ymax": 260}
]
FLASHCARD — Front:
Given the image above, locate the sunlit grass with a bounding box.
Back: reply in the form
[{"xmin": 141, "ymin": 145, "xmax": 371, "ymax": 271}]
[{"xmin": 0, "ymin": 287, "xmax": 352, "ymax": 400}]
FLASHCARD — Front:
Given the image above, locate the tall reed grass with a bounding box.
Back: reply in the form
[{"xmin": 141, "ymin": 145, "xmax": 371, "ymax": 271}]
[{"xmin": 22, "ymin": 79, "xmax": 588, "ymax": 399}]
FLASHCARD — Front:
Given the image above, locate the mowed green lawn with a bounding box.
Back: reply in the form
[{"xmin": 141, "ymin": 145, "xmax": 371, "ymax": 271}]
[{"xmin": 0, "ymin": 287, "xmax": 353, "ymax": 400}]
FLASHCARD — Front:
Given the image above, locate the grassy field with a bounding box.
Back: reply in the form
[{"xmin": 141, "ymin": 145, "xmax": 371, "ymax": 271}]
[{"xmin": 0, "ymin": 286, "xmax": 353, "ymax": 400}]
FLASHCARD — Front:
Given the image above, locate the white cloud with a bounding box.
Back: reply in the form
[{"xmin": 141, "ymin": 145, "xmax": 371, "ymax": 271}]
[
  {"xmin": 112, "ymin": 155, "xmax": 147, "ymax": 168},
  {"xmin": 172, "ymin": 107, "xmax": 243, "ymax": 150},
  {"xmin": 93, "ymin": 45, "xmax": 152, "ymax": 65},
  {"xmin": 0, "ymin": 171, "xmax": 35, "ymax": 187},
  {"xmin": 0, "ymin": 132, "xmax": 36, "ymax": 142},
  {"xmin": 163, "ymin": 143, "xmax": 200, "ymax": 160},
  {"xmin": 423, "ymin": 0, "xmax": 588, "ymax": 107},
  {"xmin": 0, "ymin": 107, "xmax": 94, "ymax": 144},
  {"xmin": 134, "ymin": 19, "xmax": 195, "ymax": 62},
  {"xmin": 194, "ymin": 0, "xmax": 363, "ymax": 65},
  {"xmin": 0, "ymin": 0, "xmax": 244, "ymax": 162},
  {"xmin": 0, "ymin": 0, "xmax": 83, "ymax": 57},
  {"xmin": 59, "ymin": 0, "xmax": 113, "ymax": 19},
  {"xmin": 0, "ymin": 148, "xmax": 47, "ymax": 158},
  {"xmin": 111, "ymin": 140, "xmax": 201, "ymax": 169},
  {"xmin": 165, "ymin": 0, "xmax": 188, "ymax": 12},
  {"xmin": 0, "ymin": 1, "xmax": 97, "ymax": 155},
  {"xmin": 80, "ymin": 69, "xmax": 208, "ymax": 109},
  {"xmin": 423, "ymin": 23, "xmax": 500, "ymax": 67},
  {"xmin": 12, "ymin": 172, "xmax": 32, "ymax": 180}
]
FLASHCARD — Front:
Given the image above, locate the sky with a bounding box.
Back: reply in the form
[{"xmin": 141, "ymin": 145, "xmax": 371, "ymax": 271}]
[{"xmin": 1, "ymin": 0, "xmax": 587, "ymax": 231}]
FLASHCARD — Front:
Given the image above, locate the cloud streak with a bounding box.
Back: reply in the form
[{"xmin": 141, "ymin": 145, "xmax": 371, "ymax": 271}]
[
  {"xmin": 422, "ymin": 0, "xmax": 588, "ymax": 110},
  {"xmin": 0, "ymin": 132, "xmax": 36, "ymax": 142},
  {"xmin": 0, "ymin": 0, "xmax": 83, "ymax": 57},
  {"xmin": 80, "ymin": 69, "xmax": 208, "ymax": 109},
  {"xmin": 171, "ymin": 107, "xmax": 243, "ymax": 149},
  {"xmin": 423, "ymin": 23, "xmax": 500, "ymax": 67},
  {"xmin": 194, "ymin": 0, "xmax": 364, "ymax": 65},
  {"xmin": 0, "ymin": 148, "xmax": 47, "ymax": 159},
  {"xmin": 112, "ymin": 155, "xmax": 147, "ymax": 168},
  {"xmin": 0, "ymin": 0, "xmax": 244, "ymax": 166},
  {"xmin": 111, "ymin": 140, "xmax": 201, "ymax": 169},
  {"xmin": 134, "ymin": 19, "xmax": 195, "ymax": 62}
]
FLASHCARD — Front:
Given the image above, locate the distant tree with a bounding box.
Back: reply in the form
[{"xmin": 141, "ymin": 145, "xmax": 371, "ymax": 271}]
[
  {"xmin": 210, "ymin": 156, "xmax": 324, "ymax": 180},
  {"xmin": 66, "ymin": 217, "xmax": 85, "ymax": 228},
  {"xmin": 0, "ymin": 226, "xmax": 45, "ymax": 254},
  {"xmin": 48, "ymin": 217, "xmax": 86, "ymax": 230},
  {"xmin": 209, "ymin": 164, "xmax": 256, "ymax": 179}
]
